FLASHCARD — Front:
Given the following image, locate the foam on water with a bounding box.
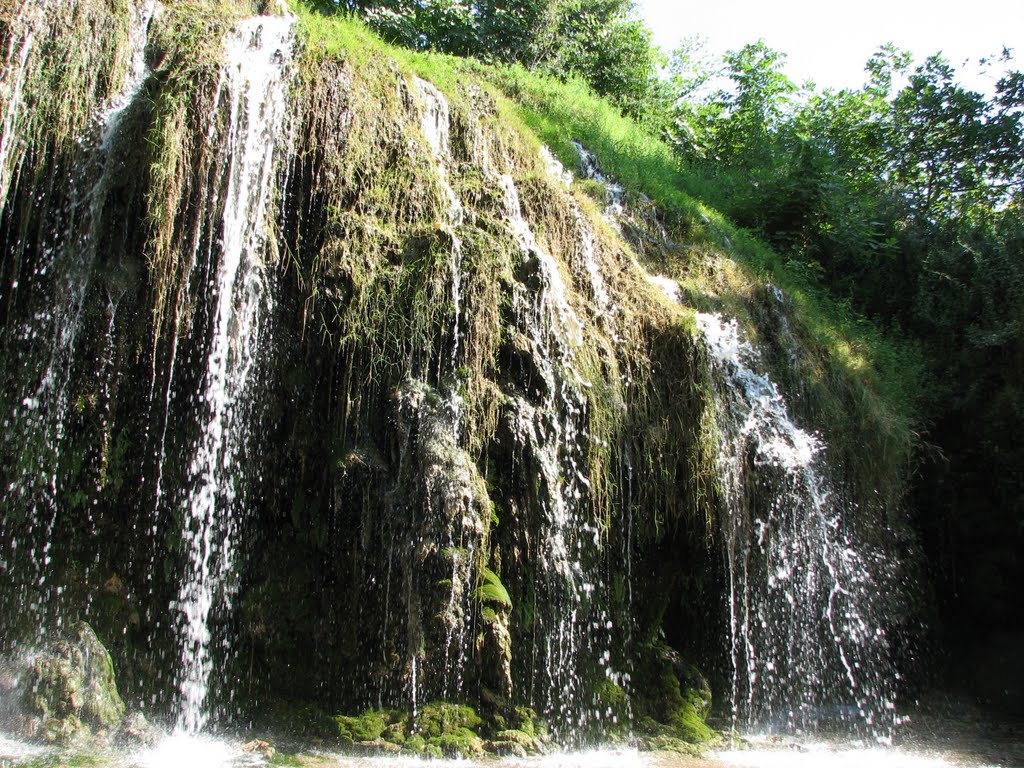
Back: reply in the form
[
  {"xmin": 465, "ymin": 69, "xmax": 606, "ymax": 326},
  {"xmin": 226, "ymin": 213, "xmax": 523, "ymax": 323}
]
[
  {"xmin": 133, "ymin": 733, "xmax": 268, "ymax": 768},
  {"xmin": 715, "ymin": 743, "xmax": 1000, "ymax": 768}
]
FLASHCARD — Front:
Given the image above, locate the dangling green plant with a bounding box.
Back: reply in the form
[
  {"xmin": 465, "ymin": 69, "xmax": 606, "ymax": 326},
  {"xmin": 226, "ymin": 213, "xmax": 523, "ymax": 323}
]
[{"xmin": 474, "ymin": 566, "xmax": 511, "ymax": 608}]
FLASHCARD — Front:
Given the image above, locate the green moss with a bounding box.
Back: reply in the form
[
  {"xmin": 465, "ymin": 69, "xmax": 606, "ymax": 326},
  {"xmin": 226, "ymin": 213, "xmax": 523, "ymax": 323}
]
[
  {"xmin": 144, "ymin": 0, "xmax": 256, "ymax": 344},
  {"xmin": 629, "ymin": 642, "xmax": 718, "ymax": 745},
  {"xmin": 415, "ymin": 702, "xmax": 482, "ymax": 737},
  {"xmin": 334, "ymin": 709, "xmax": 400, "ymax": 743},
  {"xmin": 435, "ymin": 729, "xmax": 485, "ymax": 757},
  {"xmin": 21, "ymin": 622, "xmax": 126, "ymax": 746},
  {"xmin": 403, "ymin": 732, "xmax": 427, "ymax": 753},
  {"xmin": 512, "ymin": 706, "xmax": 545, "ymax": 738},
  {"xmin": 666, "ymin": 701, "xmax": 717, "ymax": 744},
  {"xmin": 1, "ymin": 0, "xmax": 133, "ymax": 171}
]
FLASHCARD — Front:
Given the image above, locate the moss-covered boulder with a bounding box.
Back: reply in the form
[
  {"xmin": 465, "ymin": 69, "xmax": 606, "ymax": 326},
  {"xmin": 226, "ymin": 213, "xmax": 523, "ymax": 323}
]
[
  {"xmin": 485, "ymin": 728, "xmax": 542, "ymax": 757},
  {"xmin": 415, "ymin": 702, "xmax": 485, "ymax": 757},
  {"xmin": 334, "ymin": 708, "xmax": 403, "ymax": 744},
  {"xmin": 330, "ymin": 702, "xmax": 544, "ymax": 758},
  {"xmin": 631, "ymin": 641, "xmax": 718, "ymax": 745},
  {"xmin": 19, "ymin": 621, "xmax": 125, "ymax": 745}
]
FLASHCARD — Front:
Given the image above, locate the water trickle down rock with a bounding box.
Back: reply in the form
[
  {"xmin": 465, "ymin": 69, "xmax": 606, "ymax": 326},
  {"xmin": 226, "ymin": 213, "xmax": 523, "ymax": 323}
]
[
  {"xmin": 0, "ymin": 0, "xmax": 158, "ymax": 642},
  {"xmin": 696, "ymin": 311, "xmax": 897, "ymax": 737},
  {"xmin": 172, "ymin": 13, "xmax": 296, "ymax": 735},
  {"xmin": 569, "ymin": 141, "xmax": 678, "ymax": 312},
  {"xmin": 572, "ymin": 141, "xmax": 625, "ymax": 219},
  {"xmin": 498, "ymin": 171, "xmax": 615, "ymax": 739},
  {"xmin": 371, "ymin": 78, "xmax": 490, "ymax": 705},
  {"xmin": 392, "ymin": 378, "xmax": 492, "ymax": 706}
]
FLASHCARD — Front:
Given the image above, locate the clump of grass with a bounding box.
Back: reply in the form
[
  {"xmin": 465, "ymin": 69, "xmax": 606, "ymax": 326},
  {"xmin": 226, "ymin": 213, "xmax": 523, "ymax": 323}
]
[{"xmin": 1, "ymin": 0, "xmax": 133, "ymax": 180}]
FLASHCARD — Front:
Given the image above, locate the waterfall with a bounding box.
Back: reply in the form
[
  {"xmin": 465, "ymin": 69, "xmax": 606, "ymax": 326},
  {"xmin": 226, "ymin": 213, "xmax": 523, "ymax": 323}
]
[
  {"xmin": 697, "ymin": 312, "xmax": 897, "ymax": 737},
  {"xmin": 567, "ymin": 140, "xmax": 898, "ymax": 737},
  {"xmin": 172, "ymin": 14, "xmax": 295, "ymax": 735},
  {"xmin": 571, "ymin": 141, "xmax": 624, "ymax": 219},
  {"xmin": 403, "ymin": 78, "xmax": 479, "ymax": 701},
  {"xmin": 0, "ymin": 0, "xmax": 156, "ymax": 639}
]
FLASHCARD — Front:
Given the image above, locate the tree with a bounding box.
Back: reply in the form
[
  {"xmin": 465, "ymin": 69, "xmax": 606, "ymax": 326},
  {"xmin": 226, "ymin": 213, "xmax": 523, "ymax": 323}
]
[
  {"xmin": 713, "ymin": 41, "xmax": 797, "ymax": 166},
  {"xmin": 889, "ymin": 55, "xmax": 1021, "ymax": 221},
  {"xmin": 531, "ymin": 0, "xmax": 663, "ymax": 120}
]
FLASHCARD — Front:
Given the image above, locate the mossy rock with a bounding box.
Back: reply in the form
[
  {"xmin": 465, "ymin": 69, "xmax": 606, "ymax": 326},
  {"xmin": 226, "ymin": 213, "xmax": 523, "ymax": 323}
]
[
  {"xmin": 485, "ymin": 728, "xmax": 542, "ymax": 756},
  {"xmin": 334, "ymin": 709, "xmax": 401, "ymax": 743},
  {"xmin": 678, "ymin": 662, "xmax": 713, "ymax": 720},
  {"xmin": 435, "ymin": 728, "xmax": 485, "ymax": 757},
  {"xmin": 512, "ymin": 705, "xmax": 545, "ymax": 738},
  {"xmin": 415, "ymin": 701, "xmax": 482, "ymax": 738},
  {"xmin": 594, "ymin": 678, "xmax": 629, "ymax": 726},
  {"xmin": 666, "ymin": 701, "xmax": 717, "ymax": 744},
  {"xmin": 415, "ymin": 702, "xmax": 486, "ymax": 757},
  {"xmin": 630, "ymin": 641, "xmax": 716, "ymax": 744},
  {"xmin": 20, "ymin": 621, "xmax": 125, "ymax": 745},
  {"xmin": 404, "ymin": 732, "xmax": 427, "ymax": 753}
]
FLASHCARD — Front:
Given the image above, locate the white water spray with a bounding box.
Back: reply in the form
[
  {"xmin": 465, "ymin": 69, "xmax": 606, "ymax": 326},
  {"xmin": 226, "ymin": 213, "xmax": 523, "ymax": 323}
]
[
  {"xmin": 0, "ymin": 0, "xmax": 158, "ymax": 637},
  {"xmin": 697, "ymin": 311, "xmax": 897, "ymax": 737}
]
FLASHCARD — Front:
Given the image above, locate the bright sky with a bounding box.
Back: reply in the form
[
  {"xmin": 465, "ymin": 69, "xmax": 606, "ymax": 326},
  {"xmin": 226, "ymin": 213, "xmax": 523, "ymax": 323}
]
[{"xmin": 635, "ymin": 0, "xmax": 1024, "ymax": 93}]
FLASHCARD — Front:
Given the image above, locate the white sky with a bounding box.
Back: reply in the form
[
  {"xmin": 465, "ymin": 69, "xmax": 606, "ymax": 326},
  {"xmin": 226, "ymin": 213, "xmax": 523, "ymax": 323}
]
[{"xmin": 635, "ymin": 0, "xmax": 1024, "ymax": 93}]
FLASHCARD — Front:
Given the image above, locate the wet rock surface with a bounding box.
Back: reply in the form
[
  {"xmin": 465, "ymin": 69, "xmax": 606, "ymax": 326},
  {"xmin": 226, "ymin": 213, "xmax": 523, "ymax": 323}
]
[{"xmin": 16, "ymin": 621, "xmax": 125, "ymax": 746}]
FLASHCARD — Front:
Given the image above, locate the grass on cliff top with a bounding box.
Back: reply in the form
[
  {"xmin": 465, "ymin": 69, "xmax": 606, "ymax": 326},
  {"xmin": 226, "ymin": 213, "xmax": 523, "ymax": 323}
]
[{"xmin": 289, "ymin": 4, "xmax": 921, "ymax": 495}]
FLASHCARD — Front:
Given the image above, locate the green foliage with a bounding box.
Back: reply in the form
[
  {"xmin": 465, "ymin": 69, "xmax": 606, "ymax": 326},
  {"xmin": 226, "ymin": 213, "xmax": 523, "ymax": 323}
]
[
  {"xmin": 334, "ymin": 709, "xmax": 397, "ymax": 742},
  {"xmin": 475, "ymin": 566, "xmax": 512, "ymax": 608},
  {"xmin": 714, "ymin": 41, "xmax": 797, "ymax": 166},
  {"xmin": 294, "ymin": 0, "xmax": 665, "ymax": 122}
]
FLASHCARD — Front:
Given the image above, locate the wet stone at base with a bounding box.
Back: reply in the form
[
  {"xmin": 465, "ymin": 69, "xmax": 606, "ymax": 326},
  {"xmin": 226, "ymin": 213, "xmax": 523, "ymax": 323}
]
[{"xmin": 16, "ymin": 621, "xmax": 125, "ymax": 747}]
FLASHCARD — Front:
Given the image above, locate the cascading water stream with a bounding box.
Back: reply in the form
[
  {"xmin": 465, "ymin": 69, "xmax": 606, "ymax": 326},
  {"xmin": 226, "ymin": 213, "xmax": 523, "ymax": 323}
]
[
  {"xmin": 696, "ymin": 311, "xmax": 897, "ymax": 738},
  {"xmin": 571, "ymin": 141, "xmax": 624, "ymax": 219},
  {"xmin": 172, "ymin": 14, "xmax": 295, "ymax": 735},
  {"xmin": 414, "ymin": 77, "xmax": 466, "ymax": 370}
]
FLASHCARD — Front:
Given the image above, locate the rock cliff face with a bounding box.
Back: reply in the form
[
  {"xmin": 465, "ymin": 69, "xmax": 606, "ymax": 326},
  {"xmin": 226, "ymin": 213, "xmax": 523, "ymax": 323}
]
[{"xmin": 0, "ymin": 1, "xmax": 912, "ymax": 744}]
